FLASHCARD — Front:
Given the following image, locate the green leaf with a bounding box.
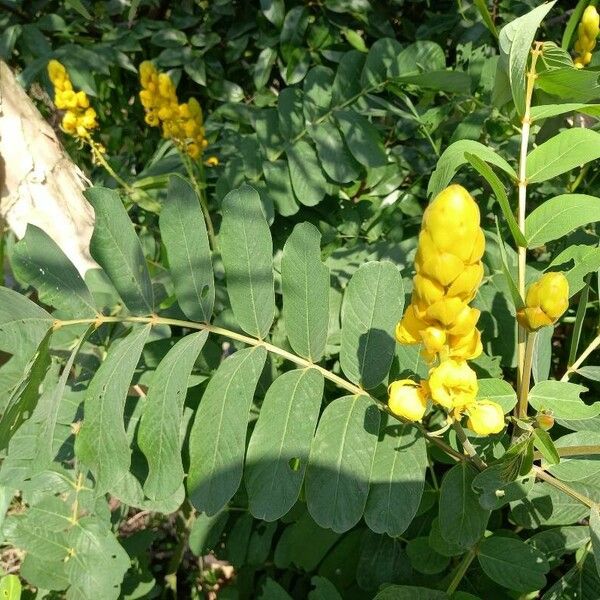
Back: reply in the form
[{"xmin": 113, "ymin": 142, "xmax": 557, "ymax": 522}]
[
  {"xmin": 259, "ymin": 578, "xmax": 292, "ymax": 600},
  {"xmin": 527, "ymin": 526, "xmax": 590, "ymax": 564},
  {"xmin": 86, "ymin": 187, "xmax": 154, "ymax": 315},
  {"xmin": 590, "ymin": 504, "xmax": 600, "ymax": 578},
  {"xmin": 477, "ymin": 536, "xmax": 549, "ymax": 592},
  {"xmin": 220, "ymin": 185, "xmax": 275, "ymax": 339},
  {"xmin": 406, "ymin": 537, "xmax": 449, "ymax": 575},
  {"xmin": 309, "ymin": 120, "xmax": 361, "ymax": 183},
  {"xmin": 246, "ymin": 368, "xmax": 323, "ymax": 521},
  {"xmin": 64, "ymin": 517, "xmax": 130, "ymax": 600},
  {"xmin": 527, "ymin": 129, "xmax": 600, "ymax": 184},
  {"xmin": 188, "ymin": 346, "xmax": 267, "ymax": 515},
  {"xmin": 357, "ymin": 531, "xmax": 410, "ymax": 591},
  {"xmin": 286, "ymin": 140, "xmax": 328, "ymax": 207},
  {"xmin": 464, "ymin": 152, "xmax": 526, "ymax": 247},
  {"xmin": 476, "ymin": 378, "xmax": 517, "ymax": 413},
  {"xmin": 439, "ymin": 462, "xmax": 489, "ymax": 548},
  {"xmin": 76, "ymin": 325, "xmax": 151, "ymax": 494},
  {"xmin": 340, "ymin": 261, "xmax": 404, "ymax": 389},
  {"xmin": 65, "ymin": 0, "xmax": 92, "ymax": 19},
  {"xmin": 278, "ymin": 87, "xmax": 304, "ymax": 140},
  {"xmin": 0, "ymin": 329, "xmax": 52, "ymax": 451},
  {"xmin": 474, "ymin": 0, "xmax": 498, "ymax": 38},
  {"xmin": 396, "ymin": 70, "xmax": 471, "ymax": 94},
  {"xmin": 188, "ymin": 510, "xmax": 228, "ymax": 556},
  {"xmin": 309, "ymin": 576, "xmax": 342, "ymax": 600},
  {"xmin": 498, "ymin": 1, "xmax": 556, "ymax": 116},
  {"xmin": 260, "ymin": 0, "xmax": 284, "ymax": 27},
  {"xmin": 364, "ymin": 424, "xmax": 427, "ymax": 536},
  {"xmin": 373, "ymin": 586, "xmax": 448, "ymax": 600},
  {"xmin": 34, "ymin": 328, "xmax": 91, "ymax": 467},
  {"xmin": 428, "ymin": 140, "xmax": 516, "ymax": 199},
  {"xmin": 547, "ymin": 431, "xmax": 600, "ymax": 481},
  {"xmin": 549, "ymin": 244, "xmax": 600, "ymax": 295},
  {"xmin": 306, "ymin": 394, "xmax": 380, "ymax": 533},
  {"xmin": 532, "ymin": 322, "xmax": 553, "ymax": 384},
  {"xmin": 525, "ymin": 194, "xmax": 600, "ymax": 247},
  {"xmin": 494, "ymin": 219, "xmax": 524, "ymax": 310},
  {"xmin": 262, "ymin": 160, "xmax": 299, "ymax": 216},
  {"xmin": 536, "ymin": 67, "xmax": 600, "ymax": 102},
  {"xmin": 332, "ymin": 50, "xmax": 366, "ymax": 104},
  {"xmin": 543, "ymin": 555, "xmax": 600, "ymax": 599},
  {"xmin": 511, "ymin": 481, "xmax": 589, "ymax": 527},
  {"xmin": 281, "ymin": 223, "xmax": 329, "ymax": 362},
  {"xmin": 12, "ymin": 225, "xmax": 96, "ymax": 317},
  {"xmin": 529, "ymin": 381, "xmax": 599, "ymax": 420},
  {"xmin": 472, "ymin": 465, "xmax": 534, "ymax": 510},
  {"xmin": 532, "ymin": 428, "xmax": 560, "ymax": 465},
  {"xmin": 160, "ymin": 175, "xmax": 214, "ymax": 323},
  {"xmin": 0, "ymin": 574, "xmax": 21, "ymax": 599},
  {"xmin": 0, "ymin": 287, "xmax": 53, "ymax": 352},
  {"xmin": 531, "ymin": 102, "xmax": 600, "ymax": 121},
  {"xmin": 303, "ymin": 66, "xmax": 334, "ymax": 120},
  {"xmin": 336, "ymin": 110, "xmax": 386, "ymax": 168},
  {"xmin": 254, "ymin": 47, "xmax": 277, "ymax": 89},
  {"xmin": 361, "ymin": 38, "xmax": 402, "ymax": 87},
  {"xmin": 138, "ymin": 331, "xmax": 207, "ymax": 501}
]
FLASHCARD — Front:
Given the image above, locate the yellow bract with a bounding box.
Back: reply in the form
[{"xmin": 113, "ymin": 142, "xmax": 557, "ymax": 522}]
[
  {"xmin": 395, "ymin": 184, "xmax": 484, "ymax": 361},
  {"xmin": 517, "ymin": 272, "xmax": 569, "ymax": 331},
  {"xmin": 47, "ymin": 59, "xmax": 98, "ymax": 140},
  {"xmin": 138, "ymin": 61, "xmax": 207, "ymax": 158},
  {"xmin": 388, "ymin": 380, "xmax": 428, "ymax": 422},
  {"xmin": 574, "ymin": 5, "xmax": 599, "ymax": 68},
  {"xmin": 466, "ymin": 401, "xmax": 505, "ymax": 435}
]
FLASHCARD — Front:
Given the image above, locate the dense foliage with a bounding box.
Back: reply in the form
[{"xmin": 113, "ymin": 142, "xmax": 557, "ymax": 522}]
[{"xmin": 2, "ymin": 0, "xmax": 600, "ymax": 598}]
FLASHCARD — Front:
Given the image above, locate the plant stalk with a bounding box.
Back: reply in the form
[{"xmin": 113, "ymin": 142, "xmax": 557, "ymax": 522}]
[
  {"xmin": 446, "ymin": 547, "xmax": 477, "ymax": 594},
  {"xmin": 562, "ymin": 333, "xmax": 600, "ymax": 381},
  {"xmin": 516, "ymin": 43, "xmax": 542, "ymax": 393},
  {"xmin": 517, "ymin": 331, "xmax": 536, "ymax": 418},
  {"xmin": 452, "ymin": 422, "xmax": 487, "ymax": 471}
]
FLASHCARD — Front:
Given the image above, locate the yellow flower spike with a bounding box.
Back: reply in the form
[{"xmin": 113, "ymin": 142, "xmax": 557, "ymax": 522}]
[
  {"xmin": 466, "ymin": 401, "xmax": 505, "ymax": 435},
  {"xmin": 388, "ymin": 380, "xmax": 428, "ymax": 422},
  {"xmin": 517, "ymin": 272, "xmax": 569, "ymax": 332},
  {"xmin": 574, "ymin": 6, "xmax": 599, "ymax": 67},
  {"xmin": 428, "ymin": 359, "xmax": 478, "ymax": 410}
]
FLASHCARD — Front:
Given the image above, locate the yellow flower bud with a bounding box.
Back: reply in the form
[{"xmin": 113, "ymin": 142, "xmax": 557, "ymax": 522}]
[
  {"xmin": 447, "ymin": 328, "xmax": 482, "ymax": 361},
  {"xmin": 395, "ymin": 305, "xmax": 428, "ymax": 345},
  {"xmin": 145, "ymin": 112, "xmax": 159, "ymax": 127},
  {"xmin": 47, "ymin": 59, "xmax": 67, "ymax": 85},
  {"xmin": 413, "ymin": 274, "xmax": 445, "ymax": 305},
  {"xmin": 61, "ymin": 111, "xmax": 77, "ymax": 133},
  {"xmin": 428, "ymin": 359, "xmax": 478, "ymax": 410},
  {"xmin": 187, "ymin": 142, "xmax": 201, "ymax": 159},
  {"xmin": 423, "ymin": 185, "xmax": 481, "ymax": 259},
  {"xmin": 517, "ymin": 272, "xmax": 569, "ymax": 331},
  {"xmin": 466, "ymin": 401, "xmax": 505, "ymax": 435},
  {"xmin": 188, "ymin": 97, "xmax": 202, "ymax": 119},
  {"xmin": 76, "ymin": 90, "xmax": 89, "ymax": 108},
  {"xmin": 139, "ymin": 61, "xmax": 157, "ymax": 87},
  {"xmin": 388, "ymin": 380, "xmax": 428, "ymax": 421},
  {"xmin": 446, "ymin": 263, "xmax": 484, "ymax": 301},
  {"xmin": 420, "ymin": 326, "xmax": 446, "ymax": 354},
  {"xmin": 205, "ymin": 156, "xmax": 219, "ymax": 167}
]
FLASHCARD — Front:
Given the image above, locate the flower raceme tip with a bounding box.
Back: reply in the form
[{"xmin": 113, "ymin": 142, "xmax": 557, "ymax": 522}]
[{"xmin": 516, "ymin": 272, "xmax": 569, "ymax": 332}]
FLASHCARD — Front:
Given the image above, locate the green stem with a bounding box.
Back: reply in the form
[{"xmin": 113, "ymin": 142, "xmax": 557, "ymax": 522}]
[
  {"xmin": 89, "ymin": 140, "xmax": 135, "ymax": 195},
  {"xmin": 452, "ymin": 422, "xmax": 487, "ymax": 471},
  {"xmin": 568, "ymin": 275, "xmax": 591, "ymax": 367},
  {"xmin": 446, "ymin": 547, "xmax": 477, "ymax": 595},
  {"xmin": 534, "ymin": 445, "xmax": 600, "ymax": 460},
  {"xmin": 532, "ymin": 466, "xmax": 595, "ymax": 508},
  {"xmin": 181, "ymin": 152, "xmax": 218, "ymax": 252},
  {"xmin": 54, "ymin": 314, "xmax": 464, "ymax": 463},
  {"xmin": 517, "ymin": 331, "xmax": 536, "ymax": 419},
  {"xmin": 55, "ymin": 314, "xmax": 599, "ymax": 510},
  {"xmin": 562, "ymin": 332, "xmax": 600, "ymax": 381}
]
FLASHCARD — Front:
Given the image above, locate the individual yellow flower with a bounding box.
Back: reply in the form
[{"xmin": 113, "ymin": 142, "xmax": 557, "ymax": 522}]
[
  {"xmin": 388, "ymin": 380, "xmax": 428, "ymax": 422},
  {"xmin": 205, "ymin": 156, "xmax": 219, "ymax": 167},
  {"xmin": 466, "ymin": 401, "xmax": 505, "ymax": 435},
  {"xmin": 428, "ymin": 359, "xmax": 478, "ymax": 411},
  {"xmin": 574, "ymin": 5, "xmax": 599, "ymax": 68},
  {"xmin": 516, "ymin": 272, "xmax": 569, "ymax": 331}
]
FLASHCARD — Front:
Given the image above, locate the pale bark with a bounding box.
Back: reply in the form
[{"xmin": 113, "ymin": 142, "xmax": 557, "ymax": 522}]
[{"xmin": 0, "ymin": 60, "xmax": 96, "ymax": 275}]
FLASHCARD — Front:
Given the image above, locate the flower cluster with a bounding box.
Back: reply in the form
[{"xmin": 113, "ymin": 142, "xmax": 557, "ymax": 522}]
[
  {"xmin": 517, "ymin": 272, "xmax": 569, "ymax": 332},
  {"xmin": 47, "ymin": 59, "xmax": 98, "ymax": 140},
  {"xmin": 138, "ymin": 61, "xmax": 207, "ymax": 159},
  {"xmin": 389, "ymin": 185, "xmax": 504, "ymax": 436},
  {"xmin": 395, "ymin": 184, "xmax": 484, "ymax": 362},
  {"xmin": 574, "ymin": 5, "xmax": 599, "ymax": 68}
]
